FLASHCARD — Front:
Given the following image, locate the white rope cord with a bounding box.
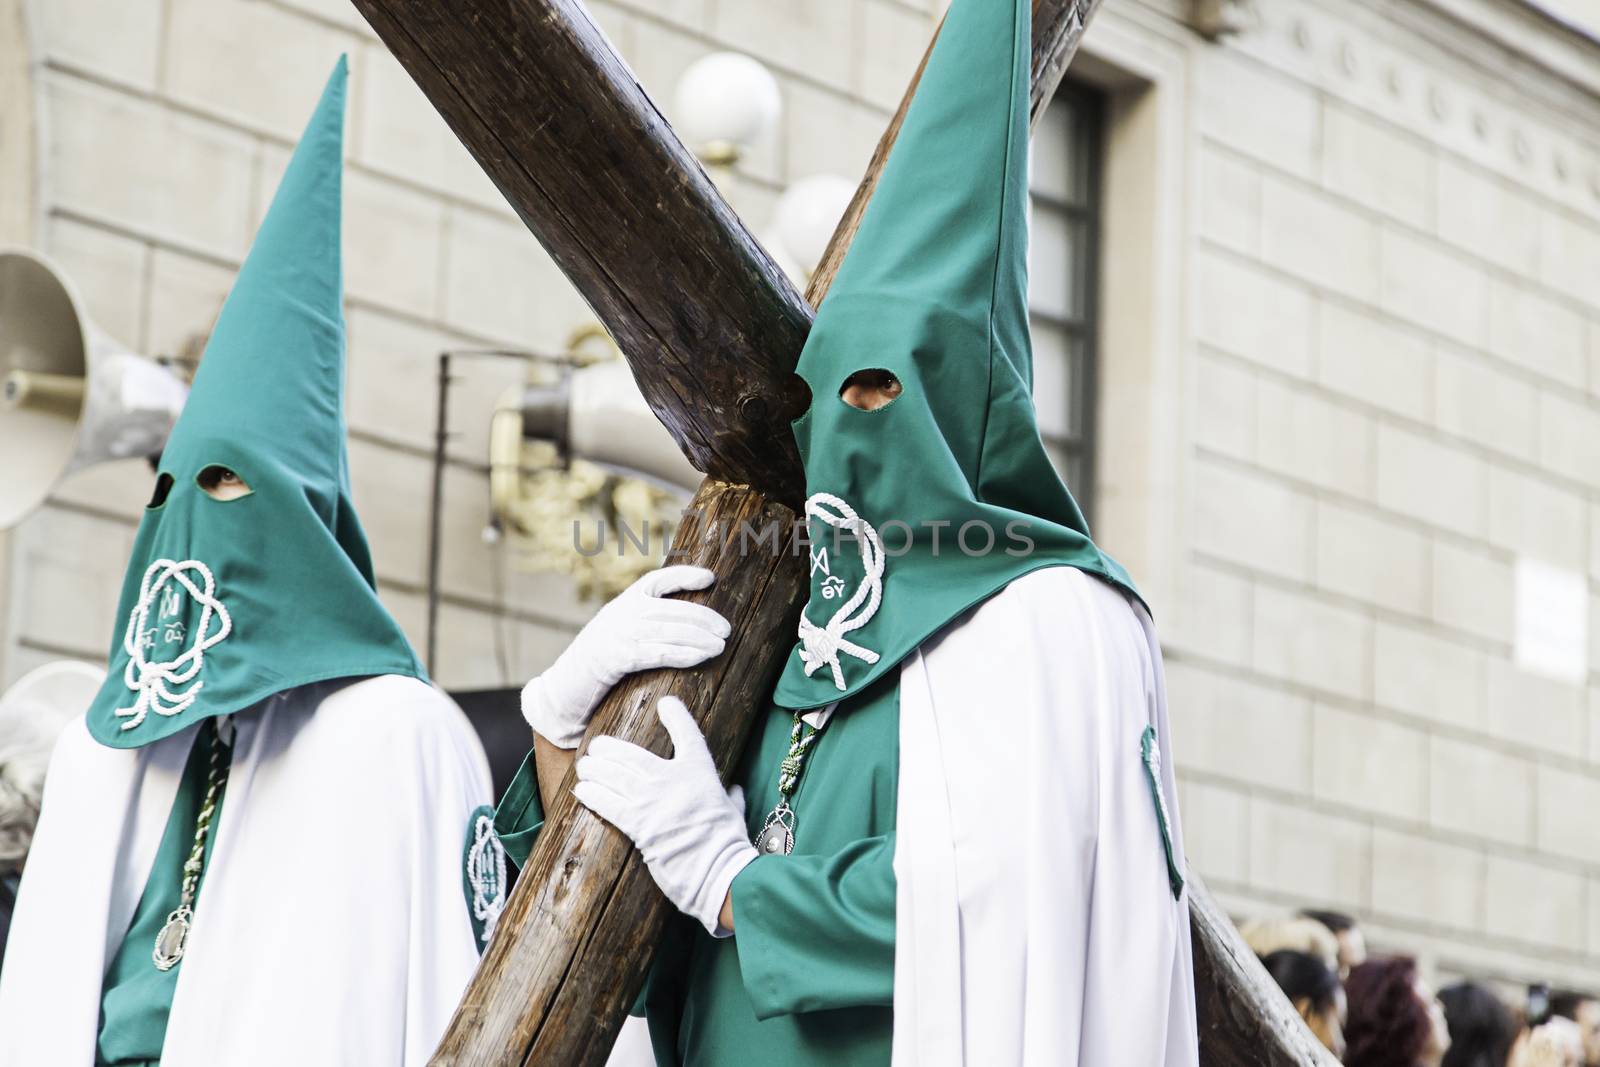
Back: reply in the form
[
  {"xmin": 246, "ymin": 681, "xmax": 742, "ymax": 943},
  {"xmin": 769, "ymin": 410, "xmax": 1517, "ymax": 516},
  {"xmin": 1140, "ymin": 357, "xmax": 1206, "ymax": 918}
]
[
  {"xmin": 116, "ymin": 559, "xmax": 233, "ymax": 731},
  {"xmin": 797, "ymin": 493, "xmax": 885, "ymax": 692},
  {"xmin": 466, "ymin": 813, "xmax": 508, "ymax": 943}
]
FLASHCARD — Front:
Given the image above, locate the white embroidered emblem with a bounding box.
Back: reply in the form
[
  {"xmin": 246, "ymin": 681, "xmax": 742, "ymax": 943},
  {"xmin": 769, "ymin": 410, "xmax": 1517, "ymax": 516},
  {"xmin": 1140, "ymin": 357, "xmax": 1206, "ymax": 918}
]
[
  {"xmin": 466, "ymin": 813, "xmax": 508, "ymax": 943},
  {"xmin": 116, "ymin": 559, "xmax": 232, "ymax": 731},
  {"xmin": 796, "ymin": 493, "xmax": 884, "ymax": 691}
]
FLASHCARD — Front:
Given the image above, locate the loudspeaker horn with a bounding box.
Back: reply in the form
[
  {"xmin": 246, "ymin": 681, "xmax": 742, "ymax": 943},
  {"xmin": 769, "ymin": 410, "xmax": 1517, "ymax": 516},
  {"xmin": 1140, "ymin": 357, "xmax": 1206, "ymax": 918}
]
[
  {"xmin": 513, "ymin": 357, "xmax": 702, "ymax": 490},
  {"xmin": 0, "ymin": 248, "xmax": 189, "ymax": 528}
]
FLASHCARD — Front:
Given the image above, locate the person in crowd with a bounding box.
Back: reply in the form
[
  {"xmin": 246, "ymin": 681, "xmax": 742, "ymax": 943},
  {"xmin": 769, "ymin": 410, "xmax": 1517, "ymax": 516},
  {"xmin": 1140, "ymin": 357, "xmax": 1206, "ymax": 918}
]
[
  {"xmin": 0, "ymin": 717, "xmax": 47, "ymax": 970},
  {"xmin": 1240, "ymin": 914, "xmax": 1341, "ymax": 974},
  {"xmin": 0, "ymin": 58, "xmax": 491, "ymax": 1066},
  {"xmin": 1440, "ymin": 981, "xmax": 1519, "ymax": 1067},
  {"xmin": 1260, "ymin": 949, "xmax": 1345, "ymax": 1058},
  {"xmin": 1512, "ymin": 1017, "xmax": 1585, "ymax": 1067},
  {"xmin": 1303, "ymin": 908, "xmax": 1368, "ymax": 977},
  {"xmin": 0, "ymin": 662, "xmax": 105, "ymax": 975},
  {"xmin": 1548, "ymin": 991, "xmax": 1600, "ymax": 1067},
  {"xmin": 1345, "ymin": 956, "xmax": 1452, "ymax": 1067}
]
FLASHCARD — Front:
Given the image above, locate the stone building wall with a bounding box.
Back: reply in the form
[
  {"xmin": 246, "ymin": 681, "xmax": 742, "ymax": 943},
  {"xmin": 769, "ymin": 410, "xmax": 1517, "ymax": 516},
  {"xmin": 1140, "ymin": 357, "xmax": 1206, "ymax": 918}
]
[
  {"xmin": 4, "ymin": 0, "xmax": 1599, "ymax": 989},
  {"xmin": 1160, "ymin": 0, "xmax": 1600, "ymax": 988}
]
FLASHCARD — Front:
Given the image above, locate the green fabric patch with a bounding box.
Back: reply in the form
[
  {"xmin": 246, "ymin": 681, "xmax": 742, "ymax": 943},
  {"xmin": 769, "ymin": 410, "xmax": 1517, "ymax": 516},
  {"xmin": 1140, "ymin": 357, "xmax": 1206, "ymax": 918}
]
[
  {"xmin": 1141, "ymin": 725, "xmax": 1185, "ymax": 901},
  {"xmin": 492, "ymin": 751, "xmax": 545, "ymax": 870}
]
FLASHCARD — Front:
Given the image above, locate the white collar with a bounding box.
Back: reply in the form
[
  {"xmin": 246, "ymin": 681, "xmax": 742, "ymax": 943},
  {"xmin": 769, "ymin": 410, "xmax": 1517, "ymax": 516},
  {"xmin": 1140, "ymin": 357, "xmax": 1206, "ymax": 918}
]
[{"xmin": 800, "ymin": 701, "xmax": 840, "ymax": 730}]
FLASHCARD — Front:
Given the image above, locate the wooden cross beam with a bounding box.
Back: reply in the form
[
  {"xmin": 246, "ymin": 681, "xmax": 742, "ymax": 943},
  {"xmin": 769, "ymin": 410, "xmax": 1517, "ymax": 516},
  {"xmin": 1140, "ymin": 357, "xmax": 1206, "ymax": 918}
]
[{"xmin": 349, "ymin": 1, "xmax": 1340, "ymax": 1064}]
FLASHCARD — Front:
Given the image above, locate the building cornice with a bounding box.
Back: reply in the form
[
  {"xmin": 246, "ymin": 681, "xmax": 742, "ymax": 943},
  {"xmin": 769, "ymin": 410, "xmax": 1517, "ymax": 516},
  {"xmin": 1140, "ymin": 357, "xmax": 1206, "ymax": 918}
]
[{"xmin": 1406, "ymin": 0, "xmax": 1600, "ymax": 102}]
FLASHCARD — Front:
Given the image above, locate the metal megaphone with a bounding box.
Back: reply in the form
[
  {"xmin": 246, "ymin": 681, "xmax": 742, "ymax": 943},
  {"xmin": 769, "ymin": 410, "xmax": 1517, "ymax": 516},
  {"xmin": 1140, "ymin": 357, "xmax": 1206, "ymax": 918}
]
[
  {"xmin": 510, "ymin": 357, "xmax": 703, "ymax": 490},
  {"xmin": 487, "ymin": 327, "xmax": 702, "ymax": 522},
  {"xmin": 0, "ymin": 658, "xmax": 107, "ymax": 749},
  {"xmin": 0, "ymin": 248, "xmax": 189, "ymax": 528}
]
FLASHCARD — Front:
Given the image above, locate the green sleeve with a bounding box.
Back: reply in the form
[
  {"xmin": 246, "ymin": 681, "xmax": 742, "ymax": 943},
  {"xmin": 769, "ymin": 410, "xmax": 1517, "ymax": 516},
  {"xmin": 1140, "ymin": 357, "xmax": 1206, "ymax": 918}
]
[
  {"xmin": 729, "ymin": 833, "xmax": 896, "ymax": 1019},
  {"xmin": 492, "ymin": 750, "xmax": 544, "ymax": 869}
]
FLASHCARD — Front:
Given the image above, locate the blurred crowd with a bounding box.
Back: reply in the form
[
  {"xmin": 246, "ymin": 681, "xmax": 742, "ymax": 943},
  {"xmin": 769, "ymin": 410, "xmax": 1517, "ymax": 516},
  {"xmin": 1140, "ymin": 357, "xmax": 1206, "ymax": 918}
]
[{"xmin": 1241, "ymin": 910, "xmax": 1599, "ymax": 1067}]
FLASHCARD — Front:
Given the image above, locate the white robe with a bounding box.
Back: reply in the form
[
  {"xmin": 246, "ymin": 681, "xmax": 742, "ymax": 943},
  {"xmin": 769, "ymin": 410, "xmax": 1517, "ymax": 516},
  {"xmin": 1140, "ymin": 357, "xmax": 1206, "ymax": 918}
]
[
  {"xmin": 0, "ymin": 674, "xmax": 492, "ymax": 1067},
  {"xmin": 893, "ymin": 565, "xmax": 1198, "ymax": 1066}
]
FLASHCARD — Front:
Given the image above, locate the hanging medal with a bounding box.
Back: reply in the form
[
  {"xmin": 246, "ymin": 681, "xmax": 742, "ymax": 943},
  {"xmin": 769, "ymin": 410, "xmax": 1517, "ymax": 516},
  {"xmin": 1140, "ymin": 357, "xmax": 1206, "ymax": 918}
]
[
  {"xmin": 754, "ymin": 710, "xmax": 828, "ymax": 856},
  {"xmin": 755, "ymin": 802, "xmax": 796, "ymax": 857},
  {"xmin": 153, "ymin": 716, "xmax": 233, "ymax": 971}
]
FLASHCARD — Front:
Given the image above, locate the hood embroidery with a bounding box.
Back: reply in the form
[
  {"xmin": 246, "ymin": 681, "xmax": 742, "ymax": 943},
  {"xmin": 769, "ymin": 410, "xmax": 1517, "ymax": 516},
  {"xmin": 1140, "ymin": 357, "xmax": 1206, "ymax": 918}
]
[
  {"xmin": 797, "ymin": 493, "xmax": 885, "ymax": 691},
  {"xmin": 117, "ymin": 559, "xmax": 232, "ymax": 731},
  {"xmin": 809, "ymin": 543, "xmax": 847, "ymax": 601}
]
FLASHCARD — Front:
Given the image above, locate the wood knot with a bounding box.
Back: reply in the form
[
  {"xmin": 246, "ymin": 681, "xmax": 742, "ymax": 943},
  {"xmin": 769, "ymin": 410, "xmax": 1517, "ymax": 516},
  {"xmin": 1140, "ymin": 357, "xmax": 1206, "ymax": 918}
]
[
  {"xmin": 737, "ymin": 393, "xmax": 769, "ymax": 425},
  {"xmin": 553, "ymin": 855, "xmax": 582, "ymax": 903}
]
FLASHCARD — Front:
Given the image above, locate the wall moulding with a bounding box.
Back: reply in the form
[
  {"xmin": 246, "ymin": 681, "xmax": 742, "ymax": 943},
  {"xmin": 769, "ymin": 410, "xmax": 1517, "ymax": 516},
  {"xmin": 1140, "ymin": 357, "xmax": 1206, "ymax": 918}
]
[
  {"xmin": 1390, "ymin": 0, "xmax": 1600, "ymax": 107},
  {"xmin": 1222, "ymin": 0, "xmax": 1600, "ymax": 221},
  {"xmin": 1, "ymin": 0, "xmax": 39, "ymax": 247},
  {"xmin": 1070, "ymin": 10, "xmax": 1193, "ymax": 627},
  {"xmin": 0, "ymin": 0, "xmax": 42, "ymax": 682}
]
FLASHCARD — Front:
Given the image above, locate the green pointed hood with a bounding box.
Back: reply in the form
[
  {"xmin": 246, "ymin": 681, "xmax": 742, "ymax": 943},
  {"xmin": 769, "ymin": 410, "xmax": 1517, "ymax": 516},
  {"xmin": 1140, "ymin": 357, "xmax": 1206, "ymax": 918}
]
[
  {"xmin": 772, "ymin": 0, "xmax": 1137, "ymax": 710},
  {"xmin": 86, "ymin": 57, "xmax": 425, "ymax": 749}
]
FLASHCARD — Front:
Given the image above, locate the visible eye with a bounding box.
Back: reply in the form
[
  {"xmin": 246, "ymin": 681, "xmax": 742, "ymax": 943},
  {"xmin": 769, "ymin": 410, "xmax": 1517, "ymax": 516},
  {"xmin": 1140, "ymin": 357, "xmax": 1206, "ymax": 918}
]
[
  {"xmin": 839, "ymin": 368, "xmax": 902, "ymax": 412},
  {"xmin": 197, "ymin": 465, "xmax": 253, "ymax": 501},
  {"xmin": 146, "ymin": 473, "xmax": 174, "ymax": 509}
]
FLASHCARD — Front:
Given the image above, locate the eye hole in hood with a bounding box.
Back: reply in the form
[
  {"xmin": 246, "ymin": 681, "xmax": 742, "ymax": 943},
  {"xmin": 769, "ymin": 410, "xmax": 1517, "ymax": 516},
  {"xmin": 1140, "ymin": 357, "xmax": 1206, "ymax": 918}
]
[
  {"xmin": 146, "ymin": 473, "xmax": 175, "ymax": 510},
  {"xmin": 839, "ymin": 368, "xmax": 903, "ymax": 412},
  {"xmin": 197, "ymin": 465, "xmax": 254, "ymax": 502}
]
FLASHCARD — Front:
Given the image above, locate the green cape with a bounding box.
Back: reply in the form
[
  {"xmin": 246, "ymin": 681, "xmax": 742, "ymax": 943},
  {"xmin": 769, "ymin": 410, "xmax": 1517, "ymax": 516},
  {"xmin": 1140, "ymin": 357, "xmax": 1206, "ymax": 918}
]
[
  {"xmin": 85, "ymin": 58, "xmax": 425, "ymax": 749},
  {"xmin": 772, "ymin": 0, "xmax": 1137, "ymax": 710}
]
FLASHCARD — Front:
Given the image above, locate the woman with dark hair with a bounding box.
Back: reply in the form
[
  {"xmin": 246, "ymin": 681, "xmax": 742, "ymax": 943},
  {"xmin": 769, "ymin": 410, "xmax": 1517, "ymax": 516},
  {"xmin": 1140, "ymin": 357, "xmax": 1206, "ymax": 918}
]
[
  {"xmin": 1346, "ymin": 956, "xmax": 1453, "ymax": 1067},
  {"xmin": 1301, "ymin": 907, "xmax": 1368, "ymax": 977},
  {"xmin": 1261, "ymin": 950, "xmax": 1346, "ymax": 1058},
  {"xmin": 1440, "ymin": 982, "xmax": 1518, "ymax": 1067}
]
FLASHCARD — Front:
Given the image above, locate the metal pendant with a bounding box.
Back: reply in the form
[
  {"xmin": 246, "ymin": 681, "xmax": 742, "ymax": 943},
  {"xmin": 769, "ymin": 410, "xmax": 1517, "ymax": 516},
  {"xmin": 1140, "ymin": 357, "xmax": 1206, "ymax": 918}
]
[
  {"xmin": 754, "ymin": 803, "xmax": 795, "ymax": 856},
  {"xmin": 152, "ymin": 907, "xmax": 193, "ymax": 971}
]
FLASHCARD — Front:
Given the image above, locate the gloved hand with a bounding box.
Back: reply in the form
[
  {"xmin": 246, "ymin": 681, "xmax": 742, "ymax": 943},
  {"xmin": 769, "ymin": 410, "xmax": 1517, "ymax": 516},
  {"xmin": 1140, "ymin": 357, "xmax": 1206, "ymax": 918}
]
[
  {"xmin": 523, "ymin": 566, "xmax": 730, "ymax": 749},
  {"xmin": 574, "ymin": 696, "xmax": 758, "ymax": 937}
]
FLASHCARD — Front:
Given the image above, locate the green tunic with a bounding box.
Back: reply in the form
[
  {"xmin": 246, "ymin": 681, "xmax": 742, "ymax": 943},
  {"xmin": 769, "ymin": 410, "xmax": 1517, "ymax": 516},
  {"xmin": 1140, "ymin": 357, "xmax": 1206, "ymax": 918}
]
[
  {"xmin": 96, "ymin": 724, "xmax": 229, "ymax": 1066},
  {"xmin": 493, "ymin": 675, "xmax": 899, "ymax": 1066}
]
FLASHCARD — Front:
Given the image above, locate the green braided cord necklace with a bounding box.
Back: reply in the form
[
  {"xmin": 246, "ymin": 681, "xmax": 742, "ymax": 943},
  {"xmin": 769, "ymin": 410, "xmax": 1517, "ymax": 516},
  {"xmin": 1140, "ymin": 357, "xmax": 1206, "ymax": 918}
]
[
  {"xmin": 754, "ymin": 709, "xmax": 829, "ymax": 856},
  {"xmin": 152, "ymin": 716, "xmax": 233, "ymax": 971}
]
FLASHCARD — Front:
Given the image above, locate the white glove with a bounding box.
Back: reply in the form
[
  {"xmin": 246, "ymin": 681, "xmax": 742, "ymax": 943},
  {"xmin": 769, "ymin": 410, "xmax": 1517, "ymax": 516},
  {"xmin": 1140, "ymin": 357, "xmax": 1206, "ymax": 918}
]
[
  {"xmin": 574, "ymin": 696, "xmax": 758, "ymax": 936},
  {"xmin": 523, "ymin": 566, "xmax": 730, "ymax": 748}
]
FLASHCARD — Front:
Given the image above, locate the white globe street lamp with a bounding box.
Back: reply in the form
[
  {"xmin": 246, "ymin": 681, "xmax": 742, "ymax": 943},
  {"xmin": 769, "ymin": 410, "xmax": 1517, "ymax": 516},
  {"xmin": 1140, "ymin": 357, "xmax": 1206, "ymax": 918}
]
[
  {"xmin": 674, "ymin": 52, "xmax": 782, "ymax": 170},
  {"xmin": 773, "ymin": 174, "xmax": 856, "ymax": 280}
]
